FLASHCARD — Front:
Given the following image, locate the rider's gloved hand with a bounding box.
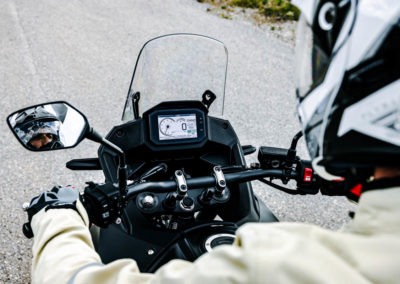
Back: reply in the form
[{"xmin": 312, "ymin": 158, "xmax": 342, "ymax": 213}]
[{"xmin": 22, "ymin": 185, "xmax": 80, "ymax": 238}]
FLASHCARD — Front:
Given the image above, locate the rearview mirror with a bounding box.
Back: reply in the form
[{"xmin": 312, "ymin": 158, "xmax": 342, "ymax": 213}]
[{"xmin": 7, "ymin": 101, "xmax": 89, "ymax": 151}]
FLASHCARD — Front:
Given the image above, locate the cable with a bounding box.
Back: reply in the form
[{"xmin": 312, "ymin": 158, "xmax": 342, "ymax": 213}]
[{"xmin": 258, "ymin": 178, "xmax": 303, "ymax": 195}]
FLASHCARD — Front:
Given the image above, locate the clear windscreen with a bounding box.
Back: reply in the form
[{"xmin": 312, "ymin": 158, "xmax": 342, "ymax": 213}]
[{"xmin": 122, "ymin": 34, "xmax": 228, "ymax": 121}]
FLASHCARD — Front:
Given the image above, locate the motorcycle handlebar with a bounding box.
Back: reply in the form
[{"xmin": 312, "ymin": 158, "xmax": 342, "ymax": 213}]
[{"xmin": 126, "ymin": 169, "xmax": 299, "ymax": 198}]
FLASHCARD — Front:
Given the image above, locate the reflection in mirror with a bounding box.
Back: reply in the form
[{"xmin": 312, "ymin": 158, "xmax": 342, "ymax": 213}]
[{"xmin": 8, "ymin": 103, "xmax": 87, "ymax": 151}]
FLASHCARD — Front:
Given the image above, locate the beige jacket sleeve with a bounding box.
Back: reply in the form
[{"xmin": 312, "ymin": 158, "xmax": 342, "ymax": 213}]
[
  {"xmin": 31, "ymin": 188, "xmax": 400, "ymax": 284},
  {"xmin": 31, "ymin": 200, "xmax": 248, "ymax": 284}
]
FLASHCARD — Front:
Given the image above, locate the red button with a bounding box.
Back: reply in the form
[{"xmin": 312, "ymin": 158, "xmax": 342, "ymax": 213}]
[
  {"xmin": 303, "ymin": 168, "xmax": 313, "ymax": 182},
  {"xmin": 350, "ymin": 184, "xmax": 362, "ymax": 197}
]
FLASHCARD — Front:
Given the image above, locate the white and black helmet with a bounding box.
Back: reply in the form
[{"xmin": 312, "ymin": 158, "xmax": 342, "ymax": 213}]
[
  {"xmin": 13, "ymin": 106, "xmax": 62, "ymax": 149},
  {"xmin": 293, "ymin": 0, "xmax": 400, "ymax": 180}
]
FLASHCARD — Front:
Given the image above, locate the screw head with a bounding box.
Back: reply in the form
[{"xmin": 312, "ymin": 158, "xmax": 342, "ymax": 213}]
[{"xmin": 116, "ymin": 130, "xmax": 124, "ymax": 137}]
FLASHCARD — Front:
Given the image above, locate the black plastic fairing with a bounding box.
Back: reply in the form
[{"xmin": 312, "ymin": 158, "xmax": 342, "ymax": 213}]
[
  {"xmin": 98, "ymin": 114, "xmax": 240, "ymax": 184},
  {"xmin": 99, "ymin": 219, "xmax": 237, "ymax": 272}
]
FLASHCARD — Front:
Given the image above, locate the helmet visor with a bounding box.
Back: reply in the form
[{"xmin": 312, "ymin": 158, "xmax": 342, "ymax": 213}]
[{"xmin": 295, "ymin": 15, "xmax": 330, "ymax": 99}]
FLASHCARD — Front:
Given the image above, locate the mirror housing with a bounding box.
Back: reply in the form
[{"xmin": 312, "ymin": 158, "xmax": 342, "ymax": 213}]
[
  {"xmin": 7, "ymin": 101, "xmax": 89, "ymax": 151},
  {"xmin": 7, "ymin": 101, "xmax": 128, "ymax": 197}
]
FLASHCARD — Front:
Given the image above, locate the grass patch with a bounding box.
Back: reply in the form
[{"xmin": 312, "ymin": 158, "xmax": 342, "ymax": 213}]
[
  {"xmin": 230, "ymin": 0, "xmax": 260, "ymax": 9},
  {"xmin": 262, "ymin": 0, "xmax": 300, "ymax": 21},
  {"xmin": 220, "ymin": 13, "xmax": 233, "ymax": 19},
  {"xmin": 198, "ymin": 0, "xmax": 299, "ymax": 21}
]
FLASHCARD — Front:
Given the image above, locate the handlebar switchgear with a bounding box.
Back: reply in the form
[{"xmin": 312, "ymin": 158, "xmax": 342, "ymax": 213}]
[{"xmin": 83, "ymin": 182, "xmax": 121, "ymax": 228}]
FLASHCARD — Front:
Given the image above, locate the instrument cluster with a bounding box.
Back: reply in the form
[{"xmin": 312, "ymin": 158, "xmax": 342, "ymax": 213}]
[{"xmin": 147, "ymin": 107, "xmax": 207, "ymax": 146}]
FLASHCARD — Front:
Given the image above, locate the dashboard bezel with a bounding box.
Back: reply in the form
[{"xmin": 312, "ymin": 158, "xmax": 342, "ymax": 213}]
[{"xmin": 148, "ymin": 108, "xmax": 207, "ymax": 145}]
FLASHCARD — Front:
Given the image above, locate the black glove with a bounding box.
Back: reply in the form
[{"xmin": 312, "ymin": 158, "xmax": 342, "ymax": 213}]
[{"xmin": 22, "ymin": 185, "xmax": 80, "ymax": 238}]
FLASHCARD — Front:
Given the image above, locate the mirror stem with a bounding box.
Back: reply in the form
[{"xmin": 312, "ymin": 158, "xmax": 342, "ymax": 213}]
[
  {"xmin": 290, "ymin": 130, "xmax": 303, "ymax": 150},
  {"xmin": 86, "ymin": 127, "xmax": 127, "ymax": 196}
]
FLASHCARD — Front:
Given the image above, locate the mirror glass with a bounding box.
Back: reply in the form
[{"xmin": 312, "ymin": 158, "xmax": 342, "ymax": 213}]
[{"xmin": 7, "ymin": 102, "xmax": 87, "ymax": 151}]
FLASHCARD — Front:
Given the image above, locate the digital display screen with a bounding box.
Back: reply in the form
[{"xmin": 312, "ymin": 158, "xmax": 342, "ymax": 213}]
[{"xmin": 158, "ymin": 114, "xmax": 197, "ymax": 140}]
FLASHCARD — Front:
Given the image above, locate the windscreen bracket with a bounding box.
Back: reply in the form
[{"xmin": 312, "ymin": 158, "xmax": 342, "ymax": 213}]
[
  {"xmin": 132, "ymin": 92, "xmax": 141, "ymax": 120},
  {"xmin": 201, "ymin": 90, "xmax": 216, "ymax": 110}
]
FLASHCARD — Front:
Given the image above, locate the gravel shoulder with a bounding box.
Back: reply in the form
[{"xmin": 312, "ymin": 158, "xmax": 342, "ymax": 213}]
[{"xmin": 0, "ymin": 0, "xmax": 356, "ymax": 282}]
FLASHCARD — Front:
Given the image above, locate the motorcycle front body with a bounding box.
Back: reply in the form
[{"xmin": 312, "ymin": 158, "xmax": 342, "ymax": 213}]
[
  {"xmin": 95, "ymin": 101, "xmax": 277, "ymax": 272},
  {"xmin": 92, "ymin": 35, "xmax": 278, "ymax": 272}
]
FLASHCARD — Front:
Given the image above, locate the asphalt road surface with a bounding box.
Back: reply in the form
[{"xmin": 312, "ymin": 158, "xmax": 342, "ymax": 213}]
[{"xmin": 0, "ymin": 0, "xmax": 356, "ymax": 282}]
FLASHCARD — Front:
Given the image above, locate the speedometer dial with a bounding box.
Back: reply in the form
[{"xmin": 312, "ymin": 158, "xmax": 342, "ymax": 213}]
[{"xmin": 159, "ymin": 118, "xmax": 175, "ymax": 136}]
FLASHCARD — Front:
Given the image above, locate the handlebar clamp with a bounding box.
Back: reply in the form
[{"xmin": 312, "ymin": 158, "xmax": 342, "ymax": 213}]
[
  {"xmin": 163, "ymin": 170, "xmax": 188, "ymax": 210},
  {"xmin": 213, "ymin": 166, "xmax": 226, "ymax": 197},
  {"xmin": 175, "ymin": 170, "xmax": 188, "ymax": 200}
]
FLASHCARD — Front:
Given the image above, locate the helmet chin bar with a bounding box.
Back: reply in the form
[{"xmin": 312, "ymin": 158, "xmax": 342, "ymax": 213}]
[{"xmin": 312, "ymin": 156, "xmax": 343, "ymax": 181}]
